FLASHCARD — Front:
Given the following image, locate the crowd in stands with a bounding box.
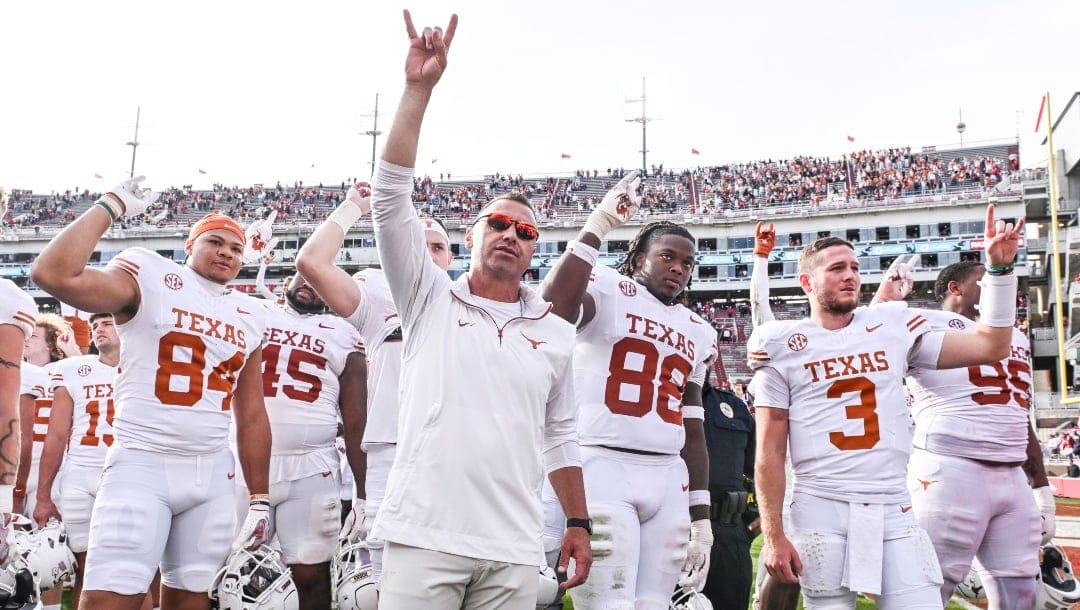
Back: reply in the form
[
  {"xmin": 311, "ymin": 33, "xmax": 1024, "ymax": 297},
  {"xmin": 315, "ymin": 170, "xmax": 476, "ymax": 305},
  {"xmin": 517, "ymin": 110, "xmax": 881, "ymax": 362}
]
[{"xmin": 4, "ymin": 145, "xmax": 1021, "ymax": 230}]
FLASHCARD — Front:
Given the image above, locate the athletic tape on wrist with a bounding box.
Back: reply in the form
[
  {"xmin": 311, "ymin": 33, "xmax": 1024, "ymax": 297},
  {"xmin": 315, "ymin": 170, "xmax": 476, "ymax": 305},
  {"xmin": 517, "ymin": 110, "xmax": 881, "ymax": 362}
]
[
  {"xmin": 977, "ymin": 272, "xmax": 1018, "ymax": 328},
  {"xmin": 327, "ymin": 201, "xmax": 366, "ymax": 234},
  {"xmin": 0, "ymin": 484, "xmax": 12, "ymax": 514},
  {"xmin": 567, "ymin": 240, "xmax": 599, "ymax": 267},
  {"xmin": 688, "ymin": 489, "xmax": 711, "ymax": 507},
  {"xmin": 581, "ymin": 210, "xmax": 619, "ymax": 240}
]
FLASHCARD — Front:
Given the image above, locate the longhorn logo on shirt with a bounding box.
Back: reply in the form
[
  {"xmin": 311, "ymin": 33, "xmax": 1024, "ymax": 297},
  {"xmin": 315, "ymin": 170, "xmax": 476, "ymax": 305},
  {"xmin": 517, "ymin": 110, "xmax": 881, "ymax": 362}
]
[
  {"xmin": 164, "ymin": 273, "xmax": 183, "ymax": 290},
  {"xmin": 787, "ymin": 333, "xmax": 808, "ymax": 352},
  {"xmin": 77, "ymin": 365, "xmax": 92, "ymax": 377},
  {"xmin": 521, "ymin": 332, "xmax": 546, "ymax": 350},
  {"xmin": 618, "ymin": 280, "xmax": 637, "ymax": 297},
  {"xmin": 948, "ymin": 318, "xmax": 966, "ymax": 330}
]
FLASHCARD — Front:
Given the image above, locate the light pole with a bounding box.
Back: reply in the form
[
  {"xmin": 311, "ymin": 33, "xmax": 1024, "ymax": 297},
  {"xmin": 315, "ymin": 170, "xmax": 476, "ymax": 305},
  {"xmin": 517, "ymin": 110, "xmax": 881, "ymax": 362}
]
[
  {"xmin": 625, "ymin": 77, "xmax": 656, "ymax": 177},
  {"xmin": 956, "ymin": 108, "xmax": 966, "ymax": 148},
  {"xmin": 126, "ymin": 107, "xmax": 141, "ymax": 178},
  {"xmin": 361, "ymin": 94, "xmax": 382, "ymax": 178}
]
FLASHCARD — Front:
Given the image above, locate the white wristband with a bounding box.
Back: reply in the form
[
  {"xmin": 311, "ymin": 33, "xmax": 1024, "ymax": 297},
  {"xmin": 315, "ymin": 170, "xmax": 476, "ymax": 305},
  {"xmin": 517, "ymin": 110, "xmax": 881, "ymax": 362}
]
[
  {"xmin": 327, "ymin": 201, "xmax": 366, "ymax": 234},
  {"xmin": 977, "ymin": 272, "xmax": 1018, "ymax": 327},
  {"xmin": 581, "ymin": 210, "xmax": 620, "ymax": 240},
  {"xmin": 567, "ymin": 240, "xmax": 599, "ymax": 267},
  {"xmin": 0, "ymin": 484, "xmax": 12, "ymax": 513},
  {"xmin": 688, "ymin": 489, "xmax": 711, "ymax": 507}
]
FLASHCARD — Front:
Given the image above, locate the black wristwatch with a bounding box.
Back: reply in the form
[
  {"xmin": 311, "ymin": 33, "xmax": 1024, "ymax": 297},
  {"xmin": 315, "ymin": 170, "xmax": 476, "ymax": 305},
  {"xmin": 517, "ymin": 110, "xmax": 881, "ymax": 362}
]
[{"xmin": 566, "ymin": 517, "xmax": 593, "ymax": 535}]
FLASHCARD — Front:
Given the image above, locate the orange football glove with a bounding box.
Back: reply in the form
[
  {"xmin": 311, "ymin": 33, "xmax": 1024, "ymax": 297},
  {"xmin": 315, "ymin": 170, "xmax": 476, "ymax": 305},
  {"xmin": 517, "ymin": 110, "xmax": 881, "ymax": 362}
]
[{"xmin": 754, "ymin": 222, "xmax": 776, "ymax": 257}]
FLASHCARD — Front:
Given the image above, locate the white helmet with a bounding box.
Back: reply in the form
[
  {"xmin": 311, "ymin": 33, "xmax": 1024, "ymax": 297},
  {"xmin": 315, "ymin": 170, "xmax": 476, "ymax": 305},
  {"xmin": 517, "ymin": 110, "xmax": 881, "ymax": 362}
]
[
  {"xmin": 1036, "ymin": 543, "xmax": 1080, "ymax": 610},
  {"xmin": 0, "ymin": 565, "xmax": 40, "ymax": 610},
  {"xmin": 955, "ymin": 567, "xmax": 986, "ymax": 600},
  {"xmin": 332, "ymin": 539, "xmax": 377, "ymax": 610},
  {"xmin": 27, "ymin": 520, "xmax": 75, "ymax": 591},
  {"xmin": 671, "ymin": 583, "xmax": 713, "ymax": 610},
  {"xmin": 536, "ymin": 565, "xmax": 559, "ymax": 608},
  {"xmin": 210, "ymin": 545, "xmax": 298, "ymax": 610}
]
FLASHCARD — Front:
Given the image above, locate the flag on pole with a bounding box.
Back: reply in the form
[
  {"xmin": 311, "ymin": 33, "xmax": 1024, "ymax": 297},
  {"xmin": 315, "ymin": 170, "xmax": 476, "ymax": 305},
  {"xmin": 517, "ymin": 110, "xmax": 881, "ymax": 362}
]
[
  {"xmin": 691, "ymin": 148, "xmax": 700, "ymax": 155},
  {"xmin": 847, "ymin": 135, "xmax": 855, "ymax": 143},
  {"xmin": 431, "ymin": 158, "xmax": 438, "ymax": 164},
  {"xmin": 93, "ymin": 173, "xmax": 103, "ymax": 179},
  {"xmin": 198, "ymin": 169, "xmax": 207, "ymax": 175},
  {"xmin": 560, "ymin": 153, "xmax": 571, "ymax": 159},
  {"xmin": 1035, "ymin": 94, "xmax": 1047, "ymax": 133}
]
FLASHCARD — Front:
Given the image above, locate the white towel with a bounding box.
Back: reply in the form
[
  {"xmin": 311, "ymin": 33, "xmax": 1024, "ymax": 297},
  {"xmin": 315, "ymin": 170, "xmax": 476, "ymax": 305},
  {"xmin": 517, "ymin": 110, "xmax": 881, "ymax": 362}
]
[{"xmin": 842, "ymin": 502, "xmax": 885, "ymax": 595}]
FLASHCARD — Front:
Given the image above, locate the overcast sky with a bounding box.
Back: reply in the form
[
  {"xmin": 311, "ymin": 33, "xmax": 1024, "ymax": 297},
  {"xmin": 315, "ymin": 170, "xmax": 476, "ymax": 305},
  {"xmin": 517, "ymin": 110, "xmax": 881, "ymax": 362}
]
[{"xmin": 4, "ymin": 0, "xmax": 1078, "ymax": 192}]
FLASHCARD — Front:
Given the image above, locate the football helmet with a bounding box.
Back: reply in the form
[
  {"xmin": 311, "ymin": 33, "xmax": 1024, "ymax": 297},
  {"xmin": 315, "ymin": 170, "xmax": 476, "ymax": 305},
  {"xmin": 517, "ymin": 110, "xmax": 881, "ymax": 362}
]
[
  {"xmin": 0, "ymin": 565, "xmax": 40, "ymax": 610},
  {"xmin": 210, "ymin": 545, "xmax": 298, "ymax": 610},
  {"xmin": 27, "ymin": 520, "xmax": 76, "ymax": 591},
  {"xmin": 1036, "ymin": 543, "xmax": 1080, "ymax": 610},
  {"xmin": 671, "ymin": 583, "xmax": 713, "ymax": 610},
  {"xmin": 955, "ymin": 567, "xmax": 986, "ymax": 600},
  {"xmin": 332, "ymin": 539, "xmax": 377, "ymax": 610},
  {"xmin": 536, "ymin": 565, "xmax": 559, "ymax": 608}
]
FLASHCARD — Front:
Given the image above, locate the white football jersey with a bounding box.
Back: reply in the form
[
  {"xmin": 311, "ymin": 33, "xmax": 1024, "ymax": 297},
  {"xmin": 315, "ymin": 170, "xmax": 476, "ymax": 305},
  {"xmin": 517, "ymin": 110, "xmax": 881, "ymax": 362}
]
[
  {"xmin": 19, "ymin": 362, "xmax": 51, "ymax": 462},
  {"xmin": 345, "ymin": 269, "xmax": 403, "ymax": 448},
  {"xmin": 907, "ymin": 309, "xmax": 1032, "ymax": 463},
  {"xmin": 0, "ymin": 279, "xmax": 36, "ymax": 339},
  {"xmin": 49, "ymin": 355, "xmax": 118, "ymax": 469},
  {"xmin": 107, "ymin": 248, "xmax": 266, "ymax": 455},
  {"xmin": 575, "ymin": 266, "xmax": 718, "ymax": 455},
  {"xmin": 747, "ymin": 302, "xmax": 934, "ymax": 503},
  {"xmin": 261, "ymin": 303, "xmax": 362, "ymax": 454}
]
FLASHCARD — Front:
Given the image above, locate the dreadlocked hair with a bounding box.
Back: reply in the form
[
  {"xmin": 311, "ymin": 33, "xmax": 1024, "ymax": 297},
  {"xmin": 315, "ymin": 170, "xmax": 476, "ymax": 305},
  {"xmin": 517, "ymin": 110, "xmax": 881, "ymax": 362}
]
[{"xmin": 616, "ymin": 221, "xmax": 696, "ymax": 295}]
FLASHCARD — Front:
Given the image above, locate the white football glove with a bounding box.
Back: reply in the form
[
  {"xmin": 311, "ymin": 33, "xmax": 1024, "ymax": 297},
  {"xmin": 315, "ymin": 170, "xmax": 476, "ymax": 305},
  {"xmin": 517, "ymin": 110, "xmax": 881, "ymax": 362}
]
[
  {"xmin": 582, "ymin": 170, "xmax": 641, "ymax": 238},
  {"xmin": 338, "ymin": 499, "xmax": 368, "ymax": 544},
  {"xmin": 679, "ymin": 518, "xmax": 713, "ymax": 592},
  {"xmin": 884, "ymin": 254, "xmax": 919, "ymax": 299},
  {"xmin": 345, "ymin": 182, "xmax": 372, "ymax": 216},
  {"xmin": 243, "ymin": 210, "xmax": 279, "ymax": 265},
  {"xmin": 97, "ymin": 175, "xmax": 160, "ymax": 219},
  {"xmin": 1034, "ymin": 486, "xmax": 1056, "ymax": 545},
  {"xmin": 232, "ymin": 498, "xmax": 271, "ymax": 553}
]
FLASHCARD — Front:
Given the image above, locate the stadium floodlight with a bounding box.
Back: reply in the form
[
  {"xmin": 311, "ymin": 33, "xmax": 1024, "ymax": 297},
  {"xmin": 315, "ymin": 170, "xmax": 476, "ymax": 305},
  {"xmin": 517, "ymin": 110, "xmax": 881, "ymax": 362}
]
[
  {"xmin": 624, "ymin": 77, "xmax": 668, "ymax": 177},
  {"xmin": 360, "ymin": 94, "xmax": 383, "ymax": 178},
  {"xmin": 126, "ymin": 107, "xmax": 141, "ymax": 179}
]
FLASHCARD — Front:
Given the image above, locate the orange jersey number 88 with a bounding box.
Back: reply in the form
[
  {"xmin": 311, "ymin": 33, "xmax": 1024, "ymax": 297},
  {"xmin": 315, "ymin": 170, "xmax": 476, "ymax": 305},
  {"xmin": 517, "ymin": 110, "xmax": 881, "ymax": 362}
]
[{"xmin": 604, "ymin": 337, "xmax": 693, "ymax": 426}]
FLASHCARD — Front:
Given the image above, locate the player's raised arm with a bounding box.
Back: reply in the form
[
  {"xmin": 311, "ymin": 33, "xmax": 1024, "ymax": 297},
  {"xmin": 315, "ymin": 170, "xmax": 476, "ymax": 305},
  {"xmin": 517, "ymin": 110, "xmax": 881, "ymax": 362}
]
[
  {"xmin": 750, "ymin": 221, "xmax": 776, "ymax": 326},
  {"xmin": 936, "ymin": 204, "xmax": 1023, "ymax": 368},
  {"xmin": 30, "ymin": 178, "xmax": 157, "ymax": 317},
  {"xmin": 296, "ymin": 183, "xmax": 370, "ymax": 317},
  {"xmin": 541, "ymin": 171, "xmax": 641, "ymax": 324}
]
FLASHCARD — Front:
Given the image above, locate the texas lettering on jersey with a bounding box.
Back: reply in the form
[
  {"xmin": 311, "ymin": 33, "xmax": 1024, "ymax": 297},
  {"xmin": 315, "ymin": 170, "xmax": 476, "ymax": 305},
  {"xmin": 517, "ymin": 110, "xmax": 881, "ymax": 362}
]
[{"xmin": 170, "ymin": 307, "xmax": 247, "ymax": 350}]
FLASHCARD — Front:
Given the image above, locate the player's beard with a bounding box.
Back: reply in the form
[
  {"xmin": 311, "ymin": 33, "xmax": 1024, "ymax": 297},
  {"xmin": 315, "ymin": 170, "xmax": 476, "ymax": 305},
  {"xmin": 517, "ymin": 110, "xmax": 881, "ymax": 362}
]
[
  {"xmin": 820, "ymin": 291, "xmax": 858, "ymax": 315},
  {"xmin": 285, "ymin": 290, "xmax": 325, "ymax": 314}
]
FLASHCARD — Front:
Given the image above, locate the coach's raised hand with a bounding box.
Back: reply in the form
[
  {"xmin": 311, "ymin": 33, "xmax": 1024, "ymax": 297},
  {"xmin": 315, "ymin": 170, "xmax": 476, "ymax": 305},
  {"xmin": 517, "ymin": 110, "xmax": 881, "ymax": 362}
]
[{"xmin": 402, "ymin": 9, "xmax": 457, "ymax": 89}]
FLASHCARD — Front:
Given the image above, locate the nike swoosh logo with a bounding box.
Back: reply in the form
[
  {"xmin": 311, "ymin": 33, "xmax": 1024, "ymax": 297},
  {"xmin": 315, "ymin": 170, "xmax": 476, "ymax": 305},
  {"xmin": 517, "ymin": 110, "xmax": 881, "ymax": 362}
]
[
  {"xmin": 689, "ymin": 317, "xmax": 702, "ymax": 325},
  {"xmin": 318, "ymin": 323, "xmax": 333, "ymax": 329},
  {"xmin": 458, "ymin": 320, "xmax": 474, "ymax": 327},
  {"xmin": 681, "ymin": 483, "xmax": 690, "ymax": 492},
  {"xmin": 865, "ymin": 323, "xmax": 883, "ymax": 333},
  {"xmin": 384, "ymin": 313, "xmax": 399, "ymax": 321},
  {"xmin": 900, "ymin": 505, "xmax": 912, "ymax": 513},
  {"xmin": 236, "ymin": 308, "xmax": 251, "ymax": 315},
  {"xmin": 320, "ymin": 471, "xmax": 332, "ymax": 478},
  {"xmin": 227, "ymin": 472, "xmax": 235, "ymax": 480}
]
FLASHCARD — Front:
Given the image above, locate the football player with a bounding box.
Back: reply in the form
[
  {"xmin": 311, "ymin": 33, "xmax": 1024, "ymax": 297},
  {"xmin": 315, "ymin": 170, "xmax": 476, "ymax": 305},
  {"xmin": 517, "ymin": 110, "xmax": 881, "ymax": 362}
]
[
  {"xmin": 30, "ymin": 185, "xmax": 273, "ymax": 610},
  {"xmin": 231, "ymin": 273, "xmax": 365, "ymax": 609},
  {"xmin": 751, "ymin": 205, "xmax": 1023, "ymax": 609},
  {"xmin": 296, "ymin": 184, "xmax": 454, "ymax": 592},
  {"xmin": 32, "ymin": 313, "xmax": 121, "ymax": 609},
  {"xmin": 877, "ymin": 259, "xmax": 1048, "ymax": 608},
  {"xmin": 540, "ymin": 180, "xmax": 718, "ymax": 608}
]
